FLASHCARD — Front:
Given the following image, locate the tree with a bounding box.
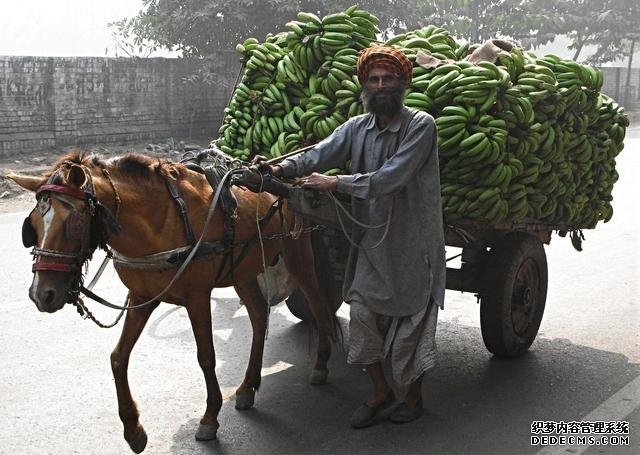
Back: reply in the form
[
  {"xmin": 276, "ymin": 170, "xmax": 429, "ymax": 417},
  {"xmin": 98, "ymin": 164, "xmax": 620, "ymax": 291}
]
[
  {"xmin": 419, "ymin": 1, "xmax": 529, "ymax": 44},
  {"xmin": 114, "ymin": 0, "xmax": 636, "ymax": 66},
  {"xmin": 581, "ymin": 0, "xmax": 639, "ymax": 67},
  {"xmin": 111, "ymin": 0, "xmax": 434, "ymax": 57},
  {"xmin": 514, "ymin": 0, "xmax": 639, "ymax": 65}
]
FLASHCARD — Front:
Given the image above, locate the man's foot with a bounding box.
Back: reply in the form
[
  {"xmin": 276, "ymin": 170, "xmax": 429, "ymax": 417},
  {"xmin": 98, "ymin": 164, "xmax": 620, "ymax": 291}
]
[
  {"xmin": 389, "ymin": 397, "xmax": 423, "ymax": 424},
  {"xmin": 350, "ymin": 389, "xmax": 396, "ymax": 429}
]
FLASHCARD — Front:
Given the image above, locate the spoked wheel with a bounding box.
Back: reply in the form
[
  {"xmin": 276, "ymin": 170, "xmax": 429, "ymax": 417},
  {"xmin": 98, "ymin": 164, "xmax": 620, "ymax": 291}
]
[{"xmin": 480, "ymin": 233, "xmax": 548, "ymax": 358}]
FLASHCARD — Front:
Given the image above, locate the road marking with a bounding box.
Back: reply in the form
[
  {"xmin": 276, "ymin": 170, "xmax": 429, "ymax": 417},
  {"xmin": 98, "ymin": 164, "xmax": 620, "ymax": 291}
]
[{"xmin": 536, "ymin": 375, "xmax": 640, "ymax": 455}]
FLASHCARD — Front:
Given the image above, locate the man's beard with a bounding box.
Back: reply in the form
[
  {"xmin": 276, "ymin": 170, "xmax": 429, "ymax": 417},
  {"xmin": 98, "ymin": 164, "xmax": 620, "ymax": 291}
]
[{"xmin": 360, "ymin": 85, "xmax": 405, "ymax": 117}]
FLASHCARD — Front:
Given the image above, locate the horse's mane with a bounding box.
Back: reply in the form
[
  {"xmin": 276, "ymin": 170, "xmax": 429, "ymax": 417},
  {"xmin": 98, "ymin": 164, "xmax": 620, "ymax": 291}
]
[{"xmin": 46, "ymin": 151, "xmax": 188, "ymax": 183}]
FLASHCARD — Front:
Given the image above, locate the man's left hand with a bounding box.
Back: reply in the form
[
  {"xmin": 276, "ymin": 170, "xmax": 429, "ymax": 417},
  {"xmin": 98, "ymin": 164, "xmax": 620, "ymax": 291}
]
[{"xmin": 300, "ymin": 173, "xmax": 338, "ymax": 192}]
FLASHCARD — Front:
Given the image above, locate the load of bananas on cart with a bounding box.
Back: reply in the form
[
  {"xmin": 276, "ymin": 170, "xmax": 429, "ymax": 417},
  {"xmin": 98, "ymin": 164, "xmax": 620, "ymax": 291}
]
[{"xmin": 215, "ymin": 6, "xmax": 629, "ymax": 228}]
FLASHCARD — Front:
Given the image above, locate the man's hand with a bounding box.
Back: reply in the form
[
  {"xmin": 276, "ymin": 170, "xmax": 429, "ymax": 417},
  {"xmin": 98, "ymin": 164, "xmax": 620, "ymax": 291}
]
[
  {"xmin": 300, "ymin": 172, "xmax": 338, "ymax": 192},
  {"xmin": 250, "ymin": 155, "xmax": 282, "ymax": 177}
]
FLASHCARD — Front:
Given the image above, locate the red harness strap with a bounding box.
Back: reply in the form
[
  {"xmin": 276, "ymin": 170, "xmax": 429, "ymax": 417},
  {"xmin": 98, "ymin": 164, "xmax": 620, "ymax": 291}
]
[
  {"xmin": 32, "ymin": 262, "xmax": 77, "ymax": 273},
  {"xmin": 37, "ymin": 184, "xmax": 86, "ymax": 200}
]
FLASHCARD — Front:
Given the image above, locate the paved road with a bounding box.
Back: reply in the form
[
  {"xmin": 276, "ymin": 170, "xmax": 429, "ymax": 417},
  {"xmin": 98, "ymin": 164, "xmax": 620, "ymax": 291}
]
[{"xmin": 0, "ymin": 136, "xmax": 638, "ymax": 454}]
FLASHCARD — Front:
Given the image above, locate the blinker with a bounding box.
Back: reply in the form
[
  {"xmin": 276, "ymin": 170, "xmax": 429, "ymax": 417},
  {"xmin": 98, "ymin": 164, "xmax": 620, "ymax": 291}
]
[
  {"xmin": 65, "ymin": 210, "xmax": 87, "ymax": 240},
  {"xmin": 22, "ymin": 217, "xmax": 37, "ymax": 248}
]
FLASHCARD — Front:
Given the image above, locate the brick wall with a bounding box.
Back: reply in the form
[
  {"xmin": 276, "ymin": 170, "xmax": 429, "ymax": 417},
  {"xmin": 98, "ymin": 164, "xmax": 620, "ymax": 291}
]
[
  {"xmin": 0, "ymin": 54, "xmax": 242, "ymax": 157},
  {"xmin": 0, "ymin": 56, "xmax": 635, "ymax": 159}
]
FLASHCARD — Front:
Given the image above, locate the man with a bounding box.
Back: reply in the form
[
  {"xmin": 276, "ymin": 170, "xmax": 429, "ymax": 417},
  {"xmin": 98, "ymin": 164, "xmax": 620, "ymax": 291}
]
[{"xmin": 254, "ymin": 46, "xmax": 445, "ymax": 428}]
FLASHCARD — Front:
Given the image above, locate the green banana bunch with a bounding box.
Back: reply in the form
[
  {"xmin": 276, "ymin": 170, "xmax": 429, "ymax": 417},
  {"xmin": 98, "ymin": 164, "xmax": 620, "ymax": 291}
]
[{"xmin": 216, "ymin": 8, "xmax": 628, "ymax": 230}]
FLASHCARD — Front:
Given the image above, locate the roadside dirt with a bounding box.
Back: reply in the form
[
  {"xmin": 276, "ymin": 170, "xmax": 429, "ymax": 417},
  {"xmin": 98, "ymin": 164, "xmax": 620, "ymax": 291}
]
[{"xmin": 0, "ymin": 141, "xmax": 205, "ymax": 214}]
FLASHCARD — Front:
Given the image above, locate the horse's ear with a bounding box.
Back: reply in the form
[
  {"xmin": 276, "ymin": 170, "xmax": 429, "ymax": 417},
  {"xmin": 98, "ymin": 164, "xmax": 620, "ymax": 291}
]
[
  {"xmin": 6, "ymin": 173, "xmax": 45, "ymax": 192},
  {"xmin": 67, "ymin": 164, "xmax": 87, "ymax": 189}
]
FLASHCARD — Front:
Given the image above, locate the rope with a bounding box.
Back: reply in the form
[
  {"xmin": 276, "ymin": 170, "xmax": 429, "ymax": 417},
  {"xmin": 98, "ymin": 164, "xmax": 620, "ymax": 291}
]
[
  {"xmin": 31, "ymin": 247, "xmax": 77, "ymax": 259},
  {"xmin": 102, "ymin": 168, "xmax": 121, "ymax": 221},
  {"xmin": 327, "ymin": 192, "xmax": 388, "ymax": 229},
  {"xmin": 255, "ymin": 173, "xmax": 271, "ymax": 340},
  {"xmin": 73, "ymin": 294, "xmax": 127, "ymax": 329},
  {"xmin": 333, "ymin": 195, "xmax": 394, "ymax": 250}
]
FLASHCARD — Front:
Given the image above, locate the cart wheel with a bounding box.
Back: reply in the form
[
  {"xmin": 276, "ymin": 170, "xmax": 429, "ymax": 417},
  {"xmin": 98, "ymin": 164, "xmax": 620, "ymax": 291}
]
[
  {"xmin": 480, "ymin": 233, "xmax": 548, "ymax": 358},
  {"xmin": 285, "ymin": 289, "xmax": 313, "ymax": 322}
]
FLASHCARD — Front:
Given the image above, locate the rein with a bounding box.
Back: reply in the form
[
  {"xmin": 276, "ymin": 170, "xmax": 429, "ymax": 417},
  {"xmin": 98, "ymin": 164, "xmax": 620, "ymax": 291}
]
[
  {"xmin": 79, "ymin": 167, "xmax": 237, "ymax": 312},
  {"xmin": 25, "ymin": 154, "xmax": 318, "ymax": 326},
  {"xmin": 329, "ymin": 192, "xmax": 394, "ymax": 250}
]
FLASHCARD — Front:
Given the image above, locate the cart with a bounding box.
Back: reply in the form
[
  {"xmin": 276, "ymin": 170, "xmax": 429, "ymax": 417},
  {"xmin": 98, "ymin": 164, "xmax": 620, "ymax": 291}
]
[{"xmin": 283, "ymin": 186, "xmax": 583, "ymax": 359}]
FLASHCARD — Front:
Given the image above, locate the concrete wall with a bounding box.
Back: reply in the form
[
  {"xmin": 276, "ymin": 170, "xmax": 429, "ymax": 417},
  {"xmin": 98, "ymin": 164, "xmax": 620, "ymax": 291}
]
[
  {"xmin": 600, "ymin": 67, "xmax": 640, "ymax": 111},
  {"xmin": 0, "ymin": 54, "xmax": 241, "ymax": 157},
  {"xmin": 0, "ymin": 56, "xmax": 635, "ymax": 158}
]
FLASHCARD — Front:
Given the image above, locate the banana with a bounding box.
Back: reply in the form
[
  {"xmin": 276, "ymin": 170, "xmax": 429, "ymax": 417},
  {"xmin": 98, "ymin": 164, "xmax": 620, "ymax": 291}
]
[
  {"xmin": 323, "ymin": 23, "xmax": 354, "ymax": 34},
  {"xmin": 438, "ymin": 127, "xmax": 468, "ymax": 153},
  {"xmin": 322, "ymin": 12, "xmax": 351, "ymax": 25},
  {"xmin": 436, "ymin": 114, "xmax": 469, "ymax": 127},
  {"xmin": 440, "ymin": 106, "xmax": 470, "ymax": 118},
  {"xmin": 428, "ymin": 71, "xmax": 461, "ymax": 96},
  {"xmin": 459, "ymin": 132, "xmax": 486, "ymax": 149},
  {"xmin": 286, "ymin": 21, "xmax": 305, "ymax": 38},
  {"xmin": 219, "ymin": 8, "xmax": 628, "ymax": 224},
  {"xmin": 462, "ymin": 136, "xmax": 490, "ymax": 160},
  {"xmin": 438, "ymin": 122, "xmax": 467, "ymax": 137}
]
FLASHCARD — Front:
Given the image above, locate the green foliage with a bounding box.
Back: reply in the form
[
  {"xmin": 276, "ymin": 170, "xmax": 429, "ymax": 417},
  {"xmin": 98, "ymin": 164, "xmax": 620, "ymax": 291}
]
[
  {"xmin": 113, "ymin": 1, "xmax": 639, "ymax": 65},
  {"xmin": 111, "ymin": 0, "xmax": 430, "ymax": 56},
  {"xmin": 513, "ymin": 0, "xmax": 639, "ymax": 64}
]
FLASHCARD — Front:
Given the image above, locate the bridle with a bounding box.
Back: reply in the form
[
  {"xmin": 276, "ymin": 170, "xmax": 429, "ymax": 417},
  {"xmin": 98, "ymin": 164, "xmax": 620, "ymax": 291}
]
[
  {"xmin": 21, "ymin": 158, "xmax": 240, "ymax": 325},
  {"xmin": 23, "ymin": 163, "xmax": 121, "ymax": 312},
  {"xmin": 28, "ymin": 184, "xmax": 97, "ymax": 273}
]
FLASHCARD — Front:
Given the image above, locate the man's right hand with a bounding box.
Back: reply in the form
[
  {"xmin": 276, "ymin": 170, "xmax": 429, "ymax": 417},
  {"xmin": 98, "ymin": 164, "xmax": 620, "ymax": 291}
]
[{"xmin": 250, "ymin": 155, "xmax": 283, "ymax": 177}]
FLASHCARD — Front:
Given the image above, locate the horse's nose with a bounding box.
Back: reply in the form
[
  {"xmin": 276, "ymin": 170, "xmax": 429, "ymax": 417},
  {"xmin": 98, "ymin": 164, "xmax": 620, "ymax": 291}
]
[
  {"xmin": 37, "ymin": 287, "xmax": 59, "ymax": 312},
  {"xmin": 42, "ymin": 288, "xmax": 56, "ymax": 306}
]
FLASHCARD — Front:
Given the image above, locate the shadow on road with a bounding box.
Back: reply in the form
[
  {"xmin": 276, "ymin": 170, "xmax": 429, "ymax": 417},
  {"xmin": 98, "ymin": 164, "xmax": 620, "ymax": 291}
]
[{"xmin": 161, "ymin": 301, "xmax": 639, "ymax": 455}]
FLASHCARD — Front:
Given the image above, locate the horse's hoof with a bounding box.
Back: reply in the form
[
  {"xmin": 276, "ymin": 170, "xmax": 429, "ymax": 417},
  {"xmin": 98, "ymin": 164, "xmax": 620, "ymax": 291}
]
[
  {"xmin": 195, "ymin": 422, "xmax": 219, "ymax": 441},
  {"xmin": 127, "ymin": 428, "xmax": 148, "ymax": 454},
  {"xmin": 309, "ymin": 368, "xmax": 329, "ymax": 385},
  {"xmin": 235, "ymin": 392, "xmax": 255, "ymax": 410}
]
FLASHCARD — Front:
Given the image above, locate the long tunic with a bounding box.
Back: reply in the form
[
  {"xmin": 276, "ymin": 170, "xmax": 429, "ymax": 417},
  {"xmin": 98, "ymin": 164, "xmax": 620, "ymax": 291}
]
[{"xmin": 280, "ymin": 106, "xmax": 446, "ymax": 317}]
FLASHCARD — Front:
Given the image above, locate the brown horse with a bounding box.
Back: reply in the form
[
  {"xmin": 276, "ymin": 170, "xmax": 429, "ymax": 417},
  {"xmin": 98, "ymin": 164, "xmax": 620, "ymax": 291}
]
[{"xmin": 8, "ymin": 151, "xmax": 335, "ymax": 453}]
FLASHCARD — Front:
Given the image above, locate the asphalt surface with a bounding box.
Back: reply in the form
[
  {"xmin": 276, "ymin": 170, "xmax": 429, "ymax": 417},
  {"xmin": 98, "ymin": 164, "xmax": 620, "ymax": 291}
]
[{"xmin": 0, "ymin": 135, "xmax": 638, "ymax": 455}]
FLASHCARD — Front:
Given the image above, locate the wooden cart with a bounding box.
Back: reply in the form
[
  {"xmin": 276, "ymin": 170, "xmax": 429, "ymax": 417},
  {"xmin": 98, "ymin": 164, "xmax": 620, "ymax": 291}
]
[{"xmin": 283, "ymin": 187, "xmax": 582, "ymax": 359}]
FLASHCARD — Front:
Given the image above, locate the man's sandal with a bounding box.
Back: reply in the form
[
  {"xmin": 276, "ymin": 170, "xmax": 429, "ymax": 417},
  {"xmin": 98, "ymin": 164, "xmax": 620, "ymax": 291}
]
[
  {"xmin": 389, "ymin": 397, "xmax": 423, "ymax": 423},
  {"xmin": 350, "ymin": 390, "xmax": 396, "ymax": 429}
]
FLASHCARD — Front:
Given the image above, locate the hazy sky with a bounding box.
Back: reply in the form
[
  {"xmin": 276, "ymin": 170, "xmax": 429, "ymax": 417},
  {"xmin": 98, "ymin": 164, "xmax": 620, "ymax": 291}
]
[
  {"xmin": 0, "ymin": 0, "xmax": 174, "ymax": 57},
  {"xmin": 0, "ymin": 1, "xmax": 634, "ymax": 65},
  {"xmin": 0, "ymin": 0, "xmax": 568, "ymax": 59}
]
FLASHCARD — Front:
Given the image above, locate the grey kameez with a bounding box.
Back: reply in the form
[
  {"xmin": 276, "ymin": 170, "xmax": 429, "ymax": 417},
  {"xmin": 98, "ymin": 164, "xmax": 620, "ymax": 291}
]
[{"xmin": 280, "ymin": 106, "xmax": 446, "ymax": 318}]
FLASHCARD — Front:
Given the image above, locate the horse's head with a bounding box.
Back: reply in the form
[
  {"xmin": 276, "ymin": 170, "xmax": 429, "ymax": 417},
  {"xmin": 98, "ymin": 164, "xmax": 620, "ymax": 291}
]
[{"xmin": 8, "ymin": 163, "xmax": 120, "ymax": 313}]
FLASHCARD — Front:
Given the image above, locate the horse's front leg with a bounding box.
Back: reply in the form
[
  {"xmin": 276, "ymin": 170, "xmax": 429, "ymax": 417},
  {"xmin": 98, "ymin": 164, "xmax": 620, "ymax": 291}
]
[
  {"xmin": 110, "ymin": 296, "xmax": 159, "ymax": 454},
  {"xmin": 233, "ymin": 279, "xmax": 268, "ymax": 410},
  {"xmin": 185, "ymin": 293, "xmax": 223, "ymax": 441}
]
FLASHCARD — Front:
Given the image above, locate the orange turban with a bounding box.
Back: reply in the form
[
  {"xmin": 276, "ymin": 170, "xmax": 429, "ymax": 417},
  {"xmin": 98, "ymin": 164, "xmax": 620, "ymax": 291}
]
[{"xmin": 357, "ymin": 46, "xmax": 413, "ymax": 87}]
